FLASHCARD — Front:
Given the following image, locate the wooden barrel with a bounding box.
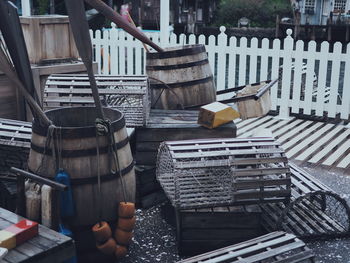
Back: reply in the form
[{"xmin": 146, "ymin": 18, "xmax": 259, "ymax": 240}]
[
  {"xmin": 146, "ymin": 44, "xmax": 216, "ymax": 109},
  {"xmin": 27, "ymin": 107, "xmax": 135, "ymax": 227}
]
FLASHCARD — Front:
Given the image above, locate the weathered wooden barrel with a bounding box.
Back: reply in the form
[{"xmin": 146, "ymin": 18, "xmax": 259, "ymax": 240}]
[
  {"xmin": 27, "ymin": 107, "xmax": 135, "ymax": 227},
  {"xmin": 146, "ymin": 44, "xmax": 216, "ymax": 109}
]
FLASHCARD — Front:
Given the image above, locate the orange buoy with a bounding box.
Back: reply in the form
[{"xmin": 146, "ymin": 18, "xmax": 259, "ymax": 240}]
[
  {"xmin": 92, "ymin": 221, "xmax": 112, "ymax": 243},
  {"xmin": 115, "ymin": 228, "xmax": 133, "ymax": 246},
  {"xmin": 115, "ymin": 244, "xmax": 128, "ymax": 259},
  {"xmin": 96, "ymin": 237, "xmax": 116, "ymax": 255},
  {"xmin": 118, "ymin": 202, "xmax": 135, "ymax": 218},
  {"xmin": 118, "ymin": 216, "xmax": 136, "ymax": 232}
]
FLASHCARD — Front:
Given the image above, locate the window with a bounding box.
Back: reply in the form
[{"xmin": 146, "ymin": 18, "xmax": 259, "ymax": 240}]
[
  {"xmin": 304, "ymin": 0, "xmax": 315, "ymax": 14},
  {"xmin": 334, "ymin": 0, "xmax": 346, "ymax": 11}
]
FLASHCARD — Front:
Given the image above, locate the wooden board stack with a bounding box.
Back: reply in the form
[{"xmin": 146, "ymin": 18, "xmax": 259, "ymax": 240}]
[
  {"xmin": 0, "ymin": 118, "xmax": 32, "ymax": 211},
  {"xmin": 134, "ymin": 110, "xmax": 237, "ymax": 208},
  {"xmin": 178, "ymin": 231, "xmax": 315, "ymax": 263},
  {"xmin": 43, "ymin": 74, "xmax": 150, "ymax": 127}
]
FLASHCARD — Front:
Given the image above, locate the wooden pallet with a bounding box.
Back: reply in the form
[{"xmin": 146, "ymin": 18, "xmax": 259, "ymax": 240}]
[
  {"xmin": 157, "ymin": 137, "xmax": 291, "ymax": 209},
  {"xmin": 175, "ymin": 205, "xmax": 262, "ymax": 256},
  {"xmin": 43, "ymin": 74, "xmax": 150, "ymax": 127},
  {"xmin": 178, "ymin": 231, "xmax": 315, "ymax": 263},
  {"xmin": 261, "ymin": 162, "xmax": 350, "ymax": 239},
  {"xmin": 135, "ymin": 109, "xmax": 237, "ymax": 166},
  {"xmin": 0, "ymin": 118, "xmax": 32, "ymax": 174},
  {"xmin": 236, "ymin": 115, "xmax": 350, "ymax": 171}
]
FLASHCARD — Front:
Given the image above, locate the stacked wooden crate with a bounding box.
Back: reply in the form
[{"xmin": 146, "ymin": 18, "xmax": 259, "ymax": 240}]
[
  {"xmin": 0, "ymin": 118, "xmax": 32, "ymax": 211},
  {"xmin": 156, "ymin": 137, "xmax": 291, "ymax": 255},
  {"xmin": 134, "ymin": 110, "xmax": 237, "ymax": 208},
  {"xmin": 43, "ymin": 74, "xmax": 150, "ymax": 127}
]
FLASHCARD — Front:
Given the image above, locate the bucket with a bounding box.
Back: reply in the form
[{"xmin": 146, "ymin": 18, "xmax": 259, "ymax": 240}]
[
  {"xmin": 146, "ymin": 44, "xmax": 216, "ymax": 109},
  {"xmin": 27, "ymin": 107, "xmax": 135, "ymax": 227}
]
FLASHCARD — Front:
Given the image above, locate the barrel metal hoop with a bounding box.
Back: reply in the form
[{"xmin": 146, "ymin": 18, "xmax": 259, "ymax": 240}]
[
  {"xmin": 28, "ymin": 160, "xmax": 134, "ymax": 186},
  {"xmin": 32, "ymin": 117, "xmax": 126, "ymax": 139},
  {"xmin": 150, "ymin": 76, "xmax": 213, "ymax": 89},
  {"xmin": 146, "ymin": 59, "xmax": 209, "ymax": 71},
  {"xmin": 146, "ymin": 45, "xmax": 205, "ymax": 60},
  {"xmin": 30, "ymin": 137, "xmax": 129, "ymax": 158}
]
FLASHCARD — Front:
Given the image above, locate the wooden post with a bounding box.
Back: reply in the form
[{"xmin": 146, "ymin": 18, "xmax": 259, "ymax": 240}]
[
  {"xmin": 16, "ymin": 176, "xmax": 26, "ymax": 217},
  {"xmin": 160, "ymin": 0, "xmax": 170, "ymax": 48},
  {"xmin": 21, "ymin": 0, "xmax": 31, "ymax": 16}
]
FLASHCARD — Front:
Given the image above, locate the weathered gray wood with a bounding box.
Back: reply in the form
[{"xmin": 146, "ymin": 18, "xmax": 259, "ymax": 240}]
[
  {"xmin": 43, "ymin": 74, "xmax": 150, "ymax": 127},
  {"xmin": 147, "ymin": 45, "xmax": 216, "ymax": 109},
  {"xmin": 0, "ymin": 207, "xmax": 75, "ymax": 263},
  {"xmin": 20, "ymin": 15, "xmax": 79, "ymax": 64},
  {"xmin": 175, "ymin": 204, "xmax": 262, "ymax": 256},
  {"xmin": 261, "ymin": 162, "xmax": 350, "ymax": 239},
  {"xmin": 157, "ymin": 137, "xmax": 291, "ymax": 209},
  {"xmin": 178, "ymin": 231, "xmax": 315, "ymax": 263},
  {"xmin": 28, "ymin": 107, "xmax": 136, "ymax": 226}
]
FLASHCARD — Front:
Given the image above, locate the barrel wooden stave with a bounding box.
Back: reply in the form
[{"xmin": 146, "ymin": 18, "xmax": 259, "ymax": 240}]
[
  {"xmin": 28, "ymin": 107, "xmax": 135, "ymax": 227},
  {"xmin": 146, "ymin": 44, "xmax": 216, "ymax": 110}
]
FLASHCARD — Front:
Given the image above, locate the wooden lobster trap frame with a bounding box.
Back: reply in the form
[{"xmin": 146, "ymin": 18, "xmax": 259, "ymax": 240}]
[
  {"xmin": 178, "ymin": 231, "xmax": 316, "ymax": 263},
  {"xmin": 0, "ymin": 118, "xmax": 32, "ymax": 174},
  {"xmin": 156, "ymin": 137, "xmax": 291, "ymax": 209},
  {"xmin": 43, "ymin": 74, "xmax": 150, "ymax": 127},
  {"xmin": 261, "ymin": 162, "xmax": 350, "ymax": 239}
]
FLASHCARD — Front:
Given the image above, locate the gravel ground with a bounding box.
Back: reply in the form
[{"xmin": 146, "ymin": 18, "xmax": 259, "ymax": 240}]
[{"xmin": 117, "ymin": 162, "xmax": 350, "ymax": 263}]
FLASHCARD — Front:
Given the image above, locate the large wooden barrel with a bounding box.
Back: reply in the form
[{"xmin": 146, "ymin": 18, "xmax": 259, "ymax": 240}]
[
  {"xmin": 28, "ymin": 107, "xmax": 135, "ymax": 227},
  {"xmin": 146, "ymin": 44, "xmax": 216, "ymax": 109}
]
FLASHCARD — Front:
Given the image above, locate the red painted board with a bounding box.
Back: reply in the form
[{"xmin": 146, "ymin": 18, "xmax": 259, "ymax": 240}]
[{"xmin": 5, "ymin": 220, "xmax": 38, "ymax": 245}]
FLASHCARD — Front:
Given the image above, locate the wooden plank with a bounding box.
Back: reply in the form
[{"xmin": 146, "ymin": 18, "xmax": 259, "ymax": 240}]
[
  {"xmin": 295, "ymin": 125, "xmax": 344, "ymax": 161},
  {"xmin": 286, "ymin": 123, "xmax": 334, "ymax": 158},
  {"xmin": 237, "ymin": 116, "xmax": 272, "ymax": 136},
  {"xmin": 308, "ymin": 128, "xmax": 350, "ymax": 163},
  {"xmin": 271, "ymin": 119, "xmax": 304, "ymax": 138},
  {"xmin": 323, "ymin": 138, "xmax": 350, "ymax": 166},
  {"xmin": 283, "ymin": 122, "xmax": 324, "ymax": 153},
  {"xmin": 277, "ymin": 120, "xmax": 313, "ymax": 143}
]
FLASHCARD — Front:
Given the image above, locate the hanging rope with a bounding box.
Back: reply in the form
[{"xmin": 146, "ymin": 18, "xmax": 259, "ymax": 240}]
[
  {"xmin": 35, "ymin": 124, "xmax": 56, "ymax": 175},
  {"xmin": 95, "ymin": 118, "xmax": 128, "ymax": 209}
]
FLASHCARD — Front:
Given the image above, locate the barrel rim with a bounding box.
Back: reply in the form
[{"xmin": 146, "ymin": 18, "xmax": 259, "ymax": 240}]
[
  {"xmin": 32, "ymin": 107, "xmax": 126, "ymax": 138},
  {"xmin": 146, "ymin": 44, "xmax": 206, "ymax": 60},
  {"xmin": 150, "ymin": 76, "xmax": 214, "ymax": 89}
]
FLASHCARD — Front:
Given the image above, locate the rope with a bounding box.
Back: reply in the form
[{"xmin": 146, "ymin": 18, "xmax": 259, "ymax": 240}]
[
  {"xmin": 95, "ymin": 125, "xmax": 103, "ymax": 225},
  {"xmin": 148, "ymin": 76, "xmax": 185, "ymax": 110},
  {"xmin": 35, "ymin": 124, "xmax": 55, "ymax": 175}
]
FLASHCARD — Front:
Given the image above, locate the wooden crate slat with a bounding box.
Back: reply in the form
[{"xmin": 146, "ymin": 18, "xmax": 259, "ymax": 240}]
[
  {"xmin": 178, "ymin": 231, "xmax": 315, "ymax": 263},
  {"xmin": 44, "ymin": 74, "xmax": 150, "ymax": 127}
]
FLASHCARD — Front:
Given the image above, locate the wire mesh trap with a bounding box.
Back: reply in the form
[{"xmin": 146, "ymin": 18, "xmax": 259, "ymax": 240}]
[
  {"xmin": 156, "ymin": 137, "xmax": 291, "ymax": 209},
  {"xmin": 44, "ymin": 74, "xmax": 150, "ymax": 127},
  {"xmin": 261, "ymin": 163, "xmax": 350, "ymax": 239}
]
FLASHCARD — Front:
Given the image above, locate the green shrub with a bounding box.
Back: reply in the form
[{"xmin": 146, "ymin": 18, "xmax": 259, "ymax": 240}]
[{"xmin": 214, "ymin": 0, "xmax": 292, "ymax": 28}]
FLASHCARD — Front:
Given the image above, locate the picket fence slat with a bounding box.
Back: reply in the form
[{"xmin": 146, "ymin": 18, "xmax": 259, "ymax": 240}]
[
  {"xmin": 90, "ymin": 26, "xmax": 350, "ymax": 121},
  {"xmin": 291, "ymin": 40, "xmax": 304, "ymax": 114},
  {"xmin": 303, "ymin": 41, "xmax": 317, "ymax": 115}
]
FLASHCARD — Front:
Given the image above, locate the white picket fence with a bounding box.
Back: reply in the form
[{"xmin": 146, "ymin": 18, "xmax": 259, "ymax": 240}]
[{"xmin": 90, "ymin": 26, "xmax": 350, "ymax": 120}]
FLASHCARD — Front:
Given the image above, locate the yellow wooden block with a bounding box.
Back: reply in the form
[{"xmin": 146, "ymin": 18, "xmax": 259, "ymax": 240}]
[
  {"xmin": 0, "ymin": 230, "xmax": 16, "ymax": 249},
  {"xmin": 198, "ymin": 102, "xmax": 240, "ymax": 129}
]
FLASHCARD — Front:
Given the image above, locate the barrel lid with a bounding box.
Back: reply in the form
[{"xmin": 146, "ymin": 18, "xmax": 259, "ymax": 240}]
[{"xmin": 146, "ymin": 44, "xmax": 206, "ymax": 60}]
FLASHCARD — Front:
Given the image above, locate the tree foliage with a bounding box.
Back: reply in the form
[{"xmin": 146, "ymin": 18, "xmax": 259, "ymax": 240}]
[{"xmin": 214, "ymin": 0, "xmax": 292, "ymax": 28}]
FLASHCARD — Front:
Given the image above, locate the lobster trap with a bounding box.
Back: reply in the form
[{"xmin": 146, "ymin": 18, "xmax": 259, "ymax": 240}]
[
  {"xmin": 43, "ymin": 74, "xmax": 150, "ymax": 127},
  {"xmin": 156, "ymin": 137, "xmax": 291, "ymax": 209}
]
